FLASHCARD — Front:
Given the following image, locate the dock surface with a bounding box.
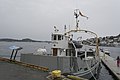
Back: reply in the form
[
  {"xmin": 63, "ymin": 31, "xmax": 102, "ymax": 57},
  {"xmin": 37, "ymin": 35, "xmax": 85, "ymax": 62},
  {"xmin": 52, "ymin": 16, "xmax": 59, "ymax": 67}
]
[
  {"xmin": 0, "ymin": 58, "xmax": 49, "ymax": 80},
  {"xmin": 0, "ymin": 57, "xmax": 89, "ymax": 80},
  {"xmin": 100, "ymin": 51, "xmax": 120, "ymax": 80}
]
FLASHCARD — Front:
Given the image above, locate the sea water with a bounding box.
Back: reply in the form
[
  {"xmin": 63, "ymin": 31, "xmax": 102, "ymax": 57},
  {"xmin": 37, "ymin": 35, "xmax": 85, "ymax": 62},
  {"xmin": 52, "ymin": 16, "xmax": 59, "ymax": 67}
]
[{"xmin": 0, "ymin": 42, "xmax": 119, "ymax": 80}]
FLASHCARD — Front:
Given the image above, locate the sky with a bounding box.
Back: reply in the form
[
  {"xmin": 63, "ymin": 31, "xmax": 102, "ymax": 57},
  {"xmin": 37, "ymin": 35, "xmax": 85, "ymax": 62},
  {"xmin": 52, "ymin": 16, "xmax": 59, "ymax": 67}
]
[{"xmin": 0, "ymin": 0, "xmax": 120, "ymax": 40}]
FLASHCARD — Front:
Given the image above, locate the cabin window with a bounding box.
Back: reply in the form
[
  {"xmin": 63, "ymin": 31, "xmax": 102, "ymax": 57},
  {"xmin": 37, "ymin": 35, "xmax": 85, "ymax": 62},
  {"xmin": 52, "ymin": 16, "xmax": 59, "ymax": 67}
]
[
  {"xmin": 62, "ymin": 36, "xmax": 63, "ymax": 40},
  {"xmin": 54, "ymin": 35, "xmax": 57, "ymax": 40},
  {"xmin": 52, "ymin": 34, "xmax": 63, "ymax": 40},
  {"xmin": 58, "ymin": 35, "xmax": 61, "ymax": 40},
  {"xmin": 52, "ymin": 34, "xmax": 54, "ymax": 40}
]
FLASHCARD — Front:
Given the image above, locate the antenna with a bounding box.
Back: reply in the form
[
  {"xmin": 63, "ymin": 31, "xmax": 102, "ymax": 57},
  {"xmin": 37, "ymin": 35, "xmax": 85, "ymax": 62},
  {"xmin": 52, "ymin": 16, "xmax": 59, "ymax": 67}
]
[
  {"xmin": 74, "ymin": 9, "xmax": 80, "ymax": 30},
  {"xmin": 74, "ymin": 9, "xmax": 88, "ymax": 30},
  {"xmin": 64, "ymin": 25, "xmax": 67, "ymax": 33}
]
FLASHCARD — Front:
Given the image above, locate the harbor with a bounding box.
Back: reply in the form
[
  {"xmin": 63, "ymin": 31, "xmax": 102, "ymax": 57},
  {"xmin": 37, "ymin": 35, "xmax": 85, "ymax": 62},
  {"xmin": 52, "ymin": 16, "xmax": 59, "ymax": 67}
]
[
  {"xmin": 0, "ymin": 0, "xmax": 120, "ymax": 80},
  {"xmin": 0, "ymin": 42, "xmax": 119, "ymax": 80}
]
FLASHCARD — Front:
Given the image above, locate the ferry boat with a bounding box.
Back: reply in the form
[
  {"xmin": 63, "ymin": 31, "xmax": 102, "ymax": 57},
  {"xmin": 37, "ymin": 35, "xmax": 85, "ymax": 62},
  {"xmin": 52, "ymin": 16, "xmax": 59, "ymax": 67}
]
[{"xmin": 20, "ymin": 9, "xmax": 101, "ymax": 79}]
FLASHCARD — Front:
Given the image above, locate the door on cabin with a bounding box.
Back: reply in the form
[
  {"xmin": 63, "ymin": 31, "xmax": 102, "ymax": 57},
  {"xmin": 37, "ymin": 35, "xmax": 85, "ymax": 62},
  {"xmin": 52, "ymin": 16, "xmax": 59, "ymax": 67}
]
[{"xmin": 53, "ymin": 48, "xmax": 57, "ymax": 56}]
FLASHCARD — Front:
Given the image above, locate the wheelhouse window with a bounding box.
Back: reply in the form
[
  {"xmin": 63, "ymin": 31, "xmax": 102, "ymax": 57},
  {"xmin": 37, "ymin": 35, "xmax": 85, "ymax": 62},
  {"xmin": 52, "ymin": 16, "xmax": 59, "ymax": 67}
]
[
  {"xmin": 62, "ymin": 35, "xmax": 63, "ymax": 40},
  {"xmin": 53, "ymin": 35, "xmax": 57, "ymax": 40},
  {"xmin": 52, "ymin": 34, "xmax": 63, "ymax": 40},
  {"xmin": 58, "ymin": 35, "xmax": 61, "ymax": 40},
  {"xmin": 58, "ymin": 35, "xmax": 63, "ymax": 40}
]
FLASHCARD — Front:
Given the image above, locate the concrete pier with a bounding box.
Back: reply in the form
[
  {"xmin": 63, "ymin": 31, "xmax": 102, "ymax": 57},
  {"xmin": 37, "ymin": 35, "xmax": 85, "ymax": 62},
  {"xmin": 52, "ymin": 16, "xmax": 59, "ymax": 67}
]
[
  {"xmin": 100, "ymin": 51, "xmax": 120, "ymax": 80},
  {"xmin": 0, "ymin": 57, "xmax": 88, "ymax": 80},
  {"xmin": 0, "ymin": 60, "xmax": 49, "ymax": 80}
]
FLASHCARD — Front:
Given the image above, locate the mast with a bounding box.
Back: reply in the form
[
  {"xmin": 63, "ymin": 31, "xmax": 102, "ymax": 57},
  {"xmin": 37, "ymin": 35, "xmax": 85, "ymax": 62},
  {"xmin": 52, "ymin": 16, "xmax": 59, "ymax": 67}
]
[
  {"xmin": 74, "ymin": 9, "xmax": 88, "ymax": 30},
  {"xmin": 74, "ymin": 9, "xmax": 80, "ymax": 30}
]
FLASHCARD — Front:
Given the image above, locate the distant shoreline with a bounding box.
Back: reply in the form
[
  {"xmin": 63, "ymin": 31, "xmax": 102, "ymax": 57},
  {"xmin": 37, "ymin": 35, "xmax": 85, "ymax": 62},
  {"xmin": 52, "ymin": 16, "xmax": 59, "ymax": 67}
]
[
  {"xmin": 0, "ymin": 38, "xmax": 51, "ymax": 43},
  {"xmin": 0, "ymin": 37, "xmax": 120, "ymax": 47}
]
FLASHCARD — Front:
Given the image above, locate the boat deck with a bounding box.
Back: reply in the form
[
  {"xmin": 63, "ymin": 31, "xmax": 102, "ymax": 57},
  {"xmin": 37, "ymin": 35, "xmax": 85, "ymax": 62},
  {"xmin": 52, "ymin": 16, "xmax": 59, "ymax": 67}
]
[
  {"xmin": 100, "ymin": 52, "xmax": 120, "ymax": 80},
  {"xmin": 0, "ymin": 57, "xmax": 49, "ymax": 80}
]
